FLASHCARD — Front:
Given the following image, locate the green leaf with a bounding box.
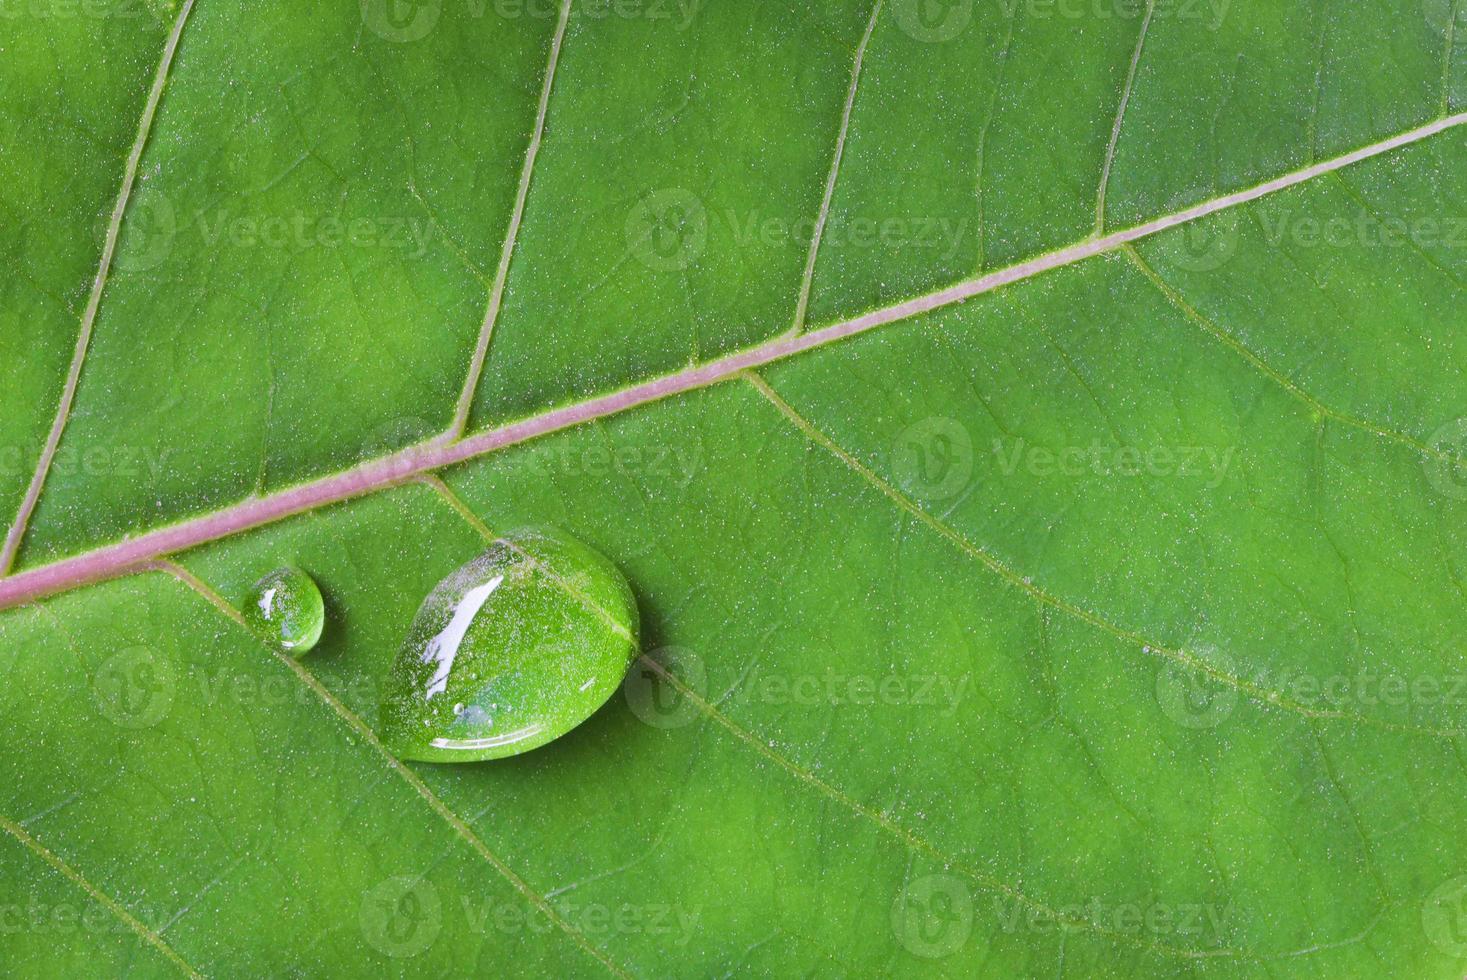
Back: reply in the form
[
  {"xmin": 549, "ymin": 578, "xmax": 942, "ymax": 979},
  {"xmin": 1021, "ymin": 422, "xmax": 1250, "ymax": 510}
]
[{"xmin": 3, "ymin": 0, "xmax": 1467, "ymax": 975}]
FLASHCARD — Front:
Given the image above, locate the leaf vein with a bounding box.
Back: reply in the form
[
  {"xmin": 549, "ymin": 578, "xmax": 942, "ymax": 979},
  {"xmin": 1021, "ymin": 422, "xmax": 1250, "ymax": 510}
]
[
  {"xmin": 0, "ymin": 0, "xmax": 197, "ymax": 576},
  {"xmin": 0, "ymin": 811, "xmax": 202, "ymax": 978},
  {"xmin": 148, "ymin": 561, "xmax": 633, "ymax": 980},
  {"xmin": 2, "ymin": 112, "xmax": 1464, "ymax": 610},
  {"xmin": 415, "ymin": 474, "xmax": 1248, "ymax": 960},
  {"xmin": 789, "ymin": 0, "xmax": 884, "ymax": 335},
  {"xmin": 1121, "ymin": 243, "xmax": 1453, "ymax": 464},
  {"xmin": 743, "ymin": 371, "xmax": 1466, "ymax": 739},
  {"xmin": 450, "ymin": 0, "xmax": 574, "ymax": 436},
  {"xmin": 1096, "ymin": 0, "xmax": 1156, "ymax": 233}
]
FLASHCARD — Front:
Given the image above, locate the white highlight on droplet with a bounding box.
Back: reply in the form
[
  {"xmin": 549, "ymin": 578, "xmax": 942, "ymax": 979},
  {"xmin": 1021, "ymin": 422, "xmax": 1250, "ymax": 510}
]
[
  {"xmin": 430, "ymin": 723, "xmax": 543, "ymax": 751},
  {"xmin": 420, "ymin": 574, "xmax": 503, "ymax": 700}
]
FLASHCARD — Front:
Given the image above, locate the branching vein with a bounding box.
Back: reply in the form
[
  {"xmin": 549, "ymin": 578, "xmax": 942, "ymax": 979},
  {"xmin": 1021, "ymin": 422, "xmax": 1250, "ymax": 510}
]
[
  {"xmin": 413, "ymin": 473, "xmax": 1248, "ymax": 960},
  {"xmin": 0, "ymin": 810, "xmax": 202, "ymax": 977},
  {"xmin": 149, "ymin": 561, "xmax": 632, "ymax": 980},
  {"xmin": 790, "ymin": 0, "xmax": 884, "ymax": 335},
  {"xmin": 743, "ymin": 372, "xmax": 1466, "ymax": 740},
  {"xmin": 1121, "ymin": 244, "xmax": 1452, "ymax": 463},
  {"xmin": 1096, "ymin": 0, "xmax": 1156, "ymax": 233},
  {"xmin": 449, "ymin": 0, "xmax": 574, "ymax": 436},
  {"xmin": 0, "ymin": 0, "xmax": 197, "ymax": 576},
  {"xmin": 1, "ymin": 112, "xmax": 1464, "ymax": 610}
]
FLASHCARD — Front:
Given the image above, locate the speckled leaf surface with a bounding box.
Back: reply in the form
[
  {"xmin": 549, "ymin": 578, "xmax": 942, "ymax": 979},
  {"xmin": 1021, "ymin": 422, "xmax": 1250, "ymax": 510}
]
[{"xmin": 3, "ymin": 0, "xmax": 1467, "ymax": 976}]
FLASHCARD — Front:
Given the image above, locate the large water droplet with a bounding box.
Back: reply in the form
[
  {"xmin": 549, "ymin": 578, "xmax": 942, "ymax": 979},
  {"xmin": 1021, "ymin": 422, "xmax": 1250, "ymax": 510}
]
[
  {"xmin": 379, "ymin": 527, "xmax": 639, "ymax": 762},
  {"xmin": 243, "ymin": 566, "xmax": 324, "ymax": 655}
]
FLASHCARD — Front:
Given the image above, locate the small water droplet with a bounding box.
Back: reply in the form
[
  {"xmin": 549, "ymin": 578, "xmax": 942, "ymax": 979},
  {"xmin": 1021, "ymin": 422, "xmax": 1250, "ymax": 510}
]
[
  {"xmin": 378, "ymin": 527, "xmax": 639, "ymax": 763},
  {"xmin": 243, "ymin": 566, "xmax": 324, "ymax": 655}
]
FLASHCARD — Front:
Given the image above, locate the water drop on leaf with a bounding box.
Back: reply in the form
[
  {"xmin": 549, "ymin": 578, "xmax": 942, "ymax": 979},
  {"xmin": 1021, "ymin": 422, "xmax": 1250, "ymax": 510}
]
[
  {"xmin": 243, "ymin": 566, "xmax": 324, "ymax": 655},
  {"xmin": 379, "ymin": 527, "xmax": 639, "ymax": 763}
]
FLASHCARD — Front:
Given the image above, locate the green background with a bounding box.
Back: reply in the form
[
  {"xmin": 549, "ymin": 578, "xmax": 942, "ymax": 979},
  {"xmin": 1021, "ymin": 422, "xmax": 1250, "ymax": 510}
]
[{"xmin": 2, "ymin": 0, "xmax": 1466, "ymax": 975}]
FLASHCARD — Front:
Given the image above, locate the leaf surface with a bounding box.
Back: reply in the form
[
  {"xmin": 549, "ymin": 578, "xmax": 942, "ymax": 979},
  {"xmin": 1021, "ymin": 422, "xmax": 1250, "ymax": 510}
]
[{"xmin": 3, "ymin": 1, "xmax": 1467, "ymax": 976}]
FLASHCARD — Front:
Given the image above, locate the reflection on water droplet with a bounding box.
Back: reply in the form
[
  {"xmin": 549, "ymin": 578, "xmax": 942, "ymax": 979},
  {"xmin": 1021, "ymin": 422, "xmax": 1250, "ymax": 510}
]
[
  {"xmin": 422, "ymin": 575, "xmax": 503, "ymax": 698},
  {"xmin": 243, "ymin": 566, "xmax": 324, "ymax": 655},
  {"xmin": 378, "ymin": 527, "xmax": 639, "ymax": 763}
]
